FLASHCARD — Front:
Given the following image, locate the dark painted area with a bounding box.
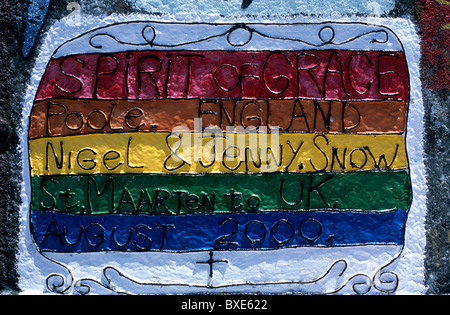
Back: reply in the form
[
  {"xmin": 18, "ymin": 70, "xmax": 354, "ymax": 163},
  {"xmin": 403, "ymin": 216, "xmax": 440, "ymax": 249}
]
[
  {"xmin": 417, "ymin": 0, "xmax": 450, "ymax": 294},
  {"xmin": 422, "ymin": 88, "xmax": 450, "ymax": 294},
  {"xmin": 0, "ymin": 0, "xmax": 448, "ymax": 293},
  {"xmin": 0, "ymin": 0, "xmax": 25, "ymax": 292}
]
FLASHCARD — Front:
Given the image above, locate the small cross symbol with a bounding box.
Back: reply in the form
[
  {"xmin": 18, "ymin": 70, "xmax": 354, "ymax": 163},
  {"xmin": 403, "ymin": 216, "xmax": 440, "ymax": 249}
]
[
  {"xmin": 196, "ymin": 251, "xmax": 228, "ymax": 278},
  {"xmin": 242, "ymin": 0, "xmax": 253, "ymax": 9}
]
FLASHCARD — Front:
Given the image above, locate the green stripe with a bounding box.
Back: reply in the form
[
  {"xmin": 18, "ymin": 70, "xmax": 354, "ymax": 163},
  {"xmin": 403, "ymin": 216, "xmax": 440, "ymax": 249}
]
[{"xmin": 31, "ymin": 171, "xmax": 412, "ymax": 215}]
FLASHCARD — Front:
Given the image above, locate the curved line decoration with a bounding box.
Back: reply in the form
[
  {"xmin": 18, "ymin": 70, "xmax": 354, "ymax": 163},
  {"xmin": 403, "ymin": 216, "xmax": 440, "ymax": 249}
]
[
  {"xmin": 52, "ymin": 21, "xmax": 403, "ymax": 59},
  {"xmin": 87, "ymin": 23, "xmax": 391, "ymax": 51},
  {"xmin": 58, "ymin": 256, "xmax": 400, "ymax": 295}
]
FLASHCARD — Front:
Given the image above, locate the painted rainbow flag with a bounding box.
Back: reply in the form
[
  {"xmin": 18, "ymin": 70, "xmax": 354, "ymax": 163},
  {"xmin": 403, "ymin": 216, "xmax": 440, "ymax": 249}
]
[{"xmin": 28, "ymin": 22, "xmax": 411, "ymax": 253}]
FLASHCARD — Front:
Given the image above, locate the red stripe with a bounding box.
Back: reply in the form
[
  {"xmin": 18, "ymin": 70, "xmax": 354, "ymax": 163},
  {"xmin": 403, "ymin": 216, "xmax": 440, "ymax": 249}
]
[{"xmin": 36, "ymin": 50, "xmax": 409, "ymax": 101}]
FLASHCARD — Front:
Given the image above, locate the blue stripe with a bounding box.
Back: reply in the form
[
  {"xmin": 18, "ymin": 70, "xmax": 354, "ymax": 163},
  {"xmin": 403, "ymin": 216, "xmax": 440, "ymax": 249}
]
[{"xmin": 31, "ymin": 209, "xmax": 407, "ymax": 253}]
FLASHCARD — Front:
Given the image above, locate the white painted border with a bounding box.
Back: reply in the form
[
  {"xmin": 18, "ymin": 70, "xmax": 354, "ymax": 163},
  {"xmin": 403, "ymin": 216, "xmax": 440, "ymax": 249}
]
[
  {"xmin": 131, "ymin": 0, "xmax": 396, "ymax": 17},
  {"xmin": 52, "ymin": 21, "xmax": 404, "ymax": 58},
  {"xmin": 18, "ymin": 14, "xmax": 426, "ymax": 294}
]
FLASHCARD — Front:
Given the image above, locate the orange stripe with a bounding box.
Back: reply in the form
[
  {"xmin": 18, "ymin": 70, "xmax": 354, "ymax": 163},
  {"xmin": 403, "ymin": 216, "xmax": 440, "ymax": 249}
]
[{"xmin": 29, "ymin": 99, "xmax": 407, "ymax": 139}]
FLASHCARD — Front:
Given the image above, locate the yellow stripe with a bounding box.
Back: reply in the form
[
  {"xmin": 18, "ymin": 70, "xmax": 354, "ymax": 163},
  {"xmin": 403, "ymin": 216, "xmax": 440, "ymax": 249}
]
[{"xmin": 29, "ymin": 132, "xmax": 408, "ymax": 176}]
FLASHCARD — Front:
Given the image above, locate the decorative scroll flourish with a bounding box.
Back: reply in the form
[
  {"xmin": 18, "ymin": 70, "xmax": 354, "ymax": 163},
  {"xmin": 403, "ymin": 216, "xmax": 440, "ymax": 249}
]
[
  {"xmin": 43, "ymin": 254, "xmax": 400, "ymax": 295},
  {"xmin": 88, "ymin": 23, "xmax": 389, "ymax": 50},
  {"xmin": 372, "ymin": 249, "xmax": 402, "ymax": 294},
  {"xmin": 251, "ymin": 26, "xmax": 389, "ymax": 47},
  {"xmin": 44, "ymin": 257, "xmax": 74, "ymax": 294}
]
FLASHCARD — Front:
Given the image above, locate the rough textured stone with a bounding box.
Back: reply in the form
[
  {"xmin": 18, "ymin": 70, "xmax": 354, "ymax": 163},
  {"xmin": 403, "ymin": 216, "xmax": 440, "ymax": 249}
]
[{"xmin": 423, "ymin": 89, "xmax": 450, "ymax": 294}]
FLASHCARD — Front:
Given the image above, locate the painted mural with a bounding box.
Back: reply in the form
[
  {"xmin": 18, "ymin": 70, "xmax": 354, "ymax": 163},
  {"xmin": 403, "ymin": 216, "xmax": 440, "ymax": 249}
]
[
  {"xmin": 30, "ymin": 21, "xmax": 411, "ymax": 250},
  {"xmin": 21, "ymin": 18, "xmax": 424, "ymax": 294}
]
